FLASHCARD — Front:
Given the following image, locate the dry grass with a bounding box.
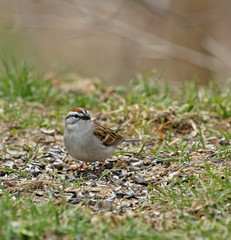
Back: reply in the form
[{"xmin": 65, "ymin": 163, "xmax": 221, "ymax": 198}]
[{"xmin": 0, "ymin": 65, "xmax": 231, "ymax": 239}]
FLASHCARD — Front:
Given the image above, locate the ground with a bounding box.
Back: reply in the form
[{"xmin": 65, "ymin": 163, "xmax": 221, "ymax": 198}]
[{"xmin": 0, "ymin": 64, "xmax": 231, "ymax": 239}]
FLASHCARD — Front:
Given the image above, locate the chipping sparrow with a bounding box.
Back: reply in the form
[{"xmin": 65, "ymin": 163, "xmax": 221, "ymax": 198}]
[{"xmin": 64, "ymin": 107, "xmax": 146, "ymax": 162}]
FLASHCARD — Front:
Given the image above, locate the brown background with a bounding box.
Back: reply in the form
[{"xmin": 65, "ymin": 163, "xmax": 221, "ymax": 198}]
[{"xmin": 1, "ymin": 0, "xmax": 231, "ymax": 85}]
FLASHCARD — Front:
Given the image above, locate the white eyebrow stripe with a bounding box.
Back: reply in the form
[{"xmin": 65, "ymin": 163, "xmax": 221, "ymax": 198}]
[{"xmin": 69, "ymin": 111, "xmax": 83, "ymax": 116}]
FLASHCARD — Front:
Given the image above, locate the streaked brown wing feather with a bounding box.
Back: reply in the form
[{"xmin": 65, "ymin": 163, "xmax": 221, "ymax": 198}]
[{"xmin": 93, "ymin": 122, "xmax": 124, "ymax": 146}]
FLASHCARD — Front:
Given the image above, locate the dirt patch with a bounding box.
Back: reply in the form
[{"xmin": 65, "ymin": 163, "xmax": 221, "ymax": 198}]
[{"xmin": 0, "ymin": 108, "xmax": 230, "ymax": 228}]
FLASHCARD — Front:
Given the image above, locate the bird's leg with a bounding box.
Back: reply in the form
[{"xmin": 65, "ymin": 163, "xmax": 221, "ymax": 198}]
[
  {"xmin": 78, "ymin": 162, "xmax": 87, "ymax": 169},
  {"xmin": 93, "ymin": 160, "xmax": 106, "ymax": 173}
]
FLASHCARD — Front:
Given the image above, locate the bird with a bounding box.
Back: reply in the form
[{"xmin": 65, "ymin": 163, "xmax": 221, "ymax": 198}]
[{"xmin": 64, "ymin": 107, "xmax": 147, "ymax": 163}]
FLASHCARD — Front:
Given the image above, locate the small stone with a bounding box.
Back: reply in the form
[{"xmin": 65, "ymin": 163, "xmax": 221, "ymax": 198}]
[
  {"xmin": 133, "ymin": 176, "xmax": 148, "ymax": 186},
  {"xmin": 65, "ymin": 174, "xmax": 76, "ymax": 180},
  {"xmin": 91, "ymin": 182, "xmax": 97, "ymax": 187},
  {"xmin": 40, "ymin": 128, "xmax": 55, "ymax": 135},
  {"xmin": 53, "ymin": 161, "xmax": 64, "ymax": 170},
  {"xmin": 119, "ymin": 173, "xmax": 130, "ymax": 179},
  {"xmin": 208, "ymin": 152, "xmax": 218, "ymax": 157},
  {"xmin": 68, "ymin": 198, "xmax": 82, "ymax": 205},
  {"xmin": 83, "ymin": 199, "xmax": 97, "ymax": 206},
  {"xmin": 129, "ymin": 158, "xmax": 140, "ymax": 163},
  {"xmin": 31, "ymin": 167, "xmax": 42, "ymax": 177},
  {"xmin": 124, "ymin": 191, "xmax": 135, "ymax": 199},
  {"xmin": 35, "ymin": 190, "xmax": 44, "ymax": 196},
  {"xmin": 114, "ymin": 186, "xmax": 122, "ymax": 191},
  {"xmin": 131, "ymin": 161, "xmax": 143, "ymax": 167},
  {"xmin": 219, "ymin": 140, "xmax": 230, "ymax": 146},
  {"xmin": 97, "ymin": 181, "xmax": 107, "ymax": 187},
  {"xmin": 112, "ymin": 175, "xmax": 119, "ymax": 180},
  {"xmin": 104, "ymin": 162, "xmax": 114, "ymax": 169},
  {"xmin": 88, "ymin": 174, "xmax": 98, "ymax": 180},
  {"xmin": 97, "ymin": 201, "xmax": 113, "ymax": 210},
  {"xmin": 116, "ymin": 192, "xmax": 126, "ymax": 198},
  {"xmin": 6, "ymin": 148, "xmax": 20, "ymax": 155},
  {"xmin": 44, "ymin": 157, "xmax": 55, "ymax": 163},
  {"xmin": 143, "ymin": 159, "xmax": 152, "ymax": 165},
  {"xmin": 46, "ymin": 164, "xmax": 54, "ymax": 172},
  {"xmin": 212, "ymin": 159, "xmax": 224, "ymax": 163},
  {"xmin": 70, "ymin": 165, "xmax": 78, "ymax": 171}
]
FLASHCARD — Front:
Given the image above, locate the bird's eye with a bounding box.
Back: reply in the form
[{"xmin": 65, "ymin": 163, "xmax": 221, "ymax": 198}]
[{"xmin": 74, "ymin": 115, "xmax": 79, "ymax": 118}]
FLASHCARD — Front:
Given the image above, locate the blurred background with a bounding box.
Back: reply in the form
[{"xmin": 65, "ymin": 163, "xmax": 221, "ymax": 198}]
[{"xmin": 1, "ymin": 0, "xmax": 231, "ymax": 84}]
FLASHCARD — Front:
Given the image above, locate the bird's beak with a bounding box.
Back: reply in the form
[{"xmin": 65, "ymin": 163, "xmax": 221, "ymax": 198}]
[{"xmin": 80, "ymin": 115, "xmax": 90, "ymax": 120}]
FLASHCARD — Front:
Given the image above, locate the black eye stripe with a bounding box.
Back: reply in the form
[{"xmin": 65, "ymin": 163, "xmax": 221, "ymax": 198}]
[
  {"xmin": 66, "ymin": 114, "xmax": 78, "ymax": 119},
  {"xmin": 66, "ymin": 113, "xmax": 90, "ymax": 120},
  {"xmin": 80, "ymin": 115, "xmax": 90, "ymax": 120}
]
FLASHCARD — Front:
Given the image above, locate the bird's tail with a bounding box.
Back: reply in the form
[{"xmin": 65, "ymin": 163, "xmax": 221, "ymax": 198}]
[{"xmin": 123, "ymin": 138, "xmax": 151, "ymax": 143}]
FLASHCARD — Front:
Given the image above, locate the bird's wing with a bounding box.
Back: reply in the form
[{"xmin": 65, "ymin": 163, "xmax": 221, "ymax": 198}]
[{"xmin": 93, "ymin": 122, "xmax": 124, "ymax": 146}]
